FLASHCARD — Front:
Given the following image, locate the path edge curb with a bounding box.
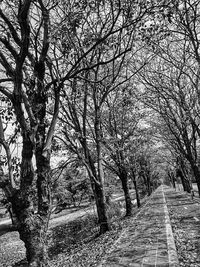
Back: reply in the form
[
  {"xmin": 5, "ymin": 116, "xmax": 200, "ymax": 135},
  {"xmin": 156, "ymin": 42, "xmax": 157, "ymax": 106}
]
[{"xmin": 162, "ymin": 185, "xmax": 180, "ymax": 267}]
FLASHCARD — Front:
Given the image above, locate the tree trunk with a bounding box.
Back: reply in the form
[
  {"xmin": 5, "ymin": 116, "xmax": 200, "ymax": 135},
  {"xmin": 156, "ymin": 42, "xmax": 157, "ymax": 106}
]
[
  {"xmin": 146, "ymin": 173, "xmax": 151, "ymax": 196},
  {"xmin": 90, "ymin": 107, "xmax": 109, "ymax": 234},
  {"xmin": 176, "ymin": 169, "xmax": 188, "ymax": 192},
  {"xmin": 142, "ymin": 174, "xmax": 151, "ymax": 196},
  {"xmin": 192, "ymin": 165, "xmax": 200, "ymax": 197},
  {"xmin": 11, "ymin": 191, "xmax": 49, "ymax": 267},
  {"xmin": 82, "ymin": 142, "xmax": 109, "ymax": 235},
  {"xmin": 119, "ymin": 169, "xmax": 132, "ymax": 216},
  {"xmin": 132, "ymin": 178, "xmax": 140, "ymax": 208},
  {"xmin": 131, "ymin": 169, "xmax": 140, "ymax": 208},
  {"xmin": 93, "ymin": 182, "xmax": 109, "ymax": 234},
  {"xmin": 11, "ymin": 199, "xmax": 49, "ymax": 267},
  {"xmin": 168, "ymin": 171, "xmax": 176, "ymax": 189},
  {"xmin": 11, "ymin": 137, "xmax": 51, "ymax": 266},
  {"xmin": 186, "ymin": 154, "xmax": 200, "ymax": 196}
]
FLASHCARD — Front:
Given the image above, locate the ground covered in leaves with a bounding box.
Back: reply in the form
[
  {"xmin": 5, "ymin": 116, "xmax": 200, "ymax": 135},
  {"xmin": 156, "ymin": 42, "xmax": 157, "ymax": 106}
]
[
  {"xmin": 3, "ymin": 189, "xmax": 200, "ymax": 267},
  {"xmin": 48, "ymin": 213, "xmax": 133, "ymax": 267},
  {"xmin": 166, "ymin": 190, "xmax": 200, "ymax": 267},
  {"xmin": 0, "ymin": 200, "xmax": 137, "ymax": 267}
]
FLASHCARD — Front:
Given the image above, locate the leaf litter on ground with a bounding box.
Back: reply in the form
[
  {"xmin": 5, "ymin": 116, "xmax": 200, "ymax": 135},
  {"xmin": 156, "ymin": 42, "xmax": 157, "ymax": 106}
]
[{"xmin": 0, "ymin": 199, "xmax": 137, "ymax": 267}]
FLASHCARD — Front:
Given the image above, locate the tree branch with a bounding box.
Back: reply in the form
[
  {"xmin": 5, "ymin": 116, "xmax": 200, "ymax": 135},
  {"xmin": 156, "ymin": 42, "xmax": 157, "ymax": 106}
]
[
  {"xmin": 43, "ymin": 87, "xmax": 60, "ymax": 157},
  {"xmin": 0, "ymin": 116, "xmax": 17, "ymax": 190},
  {"xmin": 0, "ymin": 37, "xmax": 19, "ymax": 60},
  {"xmin": 0, "ymin": 86, "xmax": 13, "ymax": 100},
  {"xmin": 0, "ymin": 51, "xmax": 15, "ymax": 78},
  {"xmin": 0, "ymin": 8, "xmax": 21, "ymax": 45}
]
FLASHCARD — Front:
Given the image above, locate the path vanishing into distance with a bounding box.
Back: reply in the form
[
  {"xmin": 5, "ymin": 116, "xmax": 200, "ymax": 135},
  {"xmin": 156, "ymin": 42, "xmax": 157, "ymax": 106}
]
[{"xmin": 98, "ymin": 185, "xmax": 180, "ymax": 267}]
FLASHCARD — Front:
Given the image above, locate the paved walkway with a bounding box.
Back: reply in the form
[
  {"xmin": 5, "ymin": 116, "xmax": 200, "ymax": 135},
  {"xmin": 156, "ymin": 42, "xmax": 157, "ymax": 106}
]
[
  {"xmin": 165, "ymin": 187, "xmax": 200, "ymax": 266},
  {"xmin": 99, "ymin": 185, "xmax": 179, "ymax": 267}
]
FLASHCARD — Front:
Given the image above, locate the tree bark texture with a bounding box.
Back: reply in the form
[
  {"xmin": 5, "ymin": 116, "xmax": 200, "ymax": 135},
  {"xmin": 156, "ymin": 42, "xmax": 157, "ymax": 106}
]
[
  {"xmin": 92, "ymin": 181, "xmax": 109, "ymax": 234},
  {"xmin": 87, "ymin": 157, "xmax": 109, "ymax": 234},
  {"xmin": 10, "ymin": 135, "xmax": 51, "ymax": 266}
]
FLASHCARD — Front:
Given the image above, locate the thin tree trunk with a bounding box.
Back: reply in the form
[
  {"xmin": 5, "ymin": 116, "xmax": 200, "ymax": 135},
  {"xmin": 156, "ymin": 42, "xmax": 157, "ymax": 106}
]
[
  {"xmin": 142, "ymin": 174, "xmax": 151, "ymax": 196},
  {"xmin": 180, "ymin": 160, "xmax": 191, "ymax": 193},
  {"xmin": 168, "ymin": 171, "xmax": 176, "ymax": 189},
  {"xmin": 192, "ymin": 165, "xmax": 200, "ymax": 197},
  {"xmin": 146, "ymin": 173, "xmax": 151, "ymax": 196},
  {"xmin": 132, "ymin": 172, "xmax": 140, "ymax": 208},
  {"xmin": 82, "ymin": 151, "xmax": 110, "ymax": 234},
  {"xmin": 176, "ymin": 169, "xmax": 188, "ymax": 192},
  {"xmin": 93, "ymin": 107, "xmax": 109, "ymax": 234},
  {"xmin": 119, "ymin": 169, "xmax": 132, "ymax": 216},
  {"xmin": 133, "ymin": 179, "xmax": 140, "ymax": 208}
]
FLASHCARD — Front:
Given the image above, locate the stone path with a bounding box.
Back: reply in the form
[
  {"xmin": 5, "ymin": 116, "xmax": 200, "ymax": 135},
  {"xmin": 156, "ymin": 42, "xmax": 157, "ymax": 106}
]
[{"xmin": 98, "ymin": 185, "xmax": 179, "ymax": 267}]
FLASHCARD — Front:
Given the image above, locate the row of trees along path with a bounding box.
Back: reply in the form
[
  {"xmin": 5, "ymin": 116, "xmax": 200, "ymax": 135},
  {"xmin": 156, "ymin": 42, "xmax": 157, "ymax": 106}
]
[{"xmin": 1, "ymin": 1, "xmax": 200, "ymax": 266}]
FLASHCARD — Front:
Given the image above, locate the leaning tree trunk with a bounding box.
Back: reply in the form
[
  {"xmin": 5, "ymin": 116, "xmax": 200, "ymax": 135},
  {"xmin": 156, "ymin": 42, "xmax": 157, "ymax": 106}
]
[{"xmin": 119, "ymin": 169, "xmax": 132, "ymax": 216}]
